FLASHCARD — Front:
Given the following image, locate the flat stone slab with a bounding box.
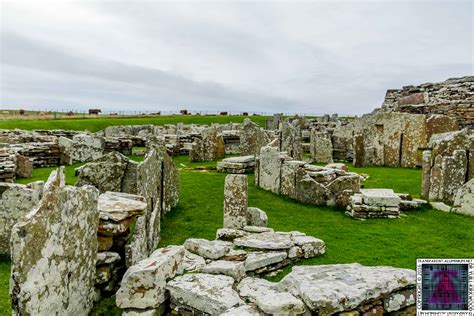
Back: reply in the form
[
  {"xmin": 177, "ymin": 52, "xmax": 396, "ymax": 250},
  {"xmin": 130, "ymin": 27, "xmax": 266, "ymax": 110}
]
[
  {"xmin": 221, "ymin": 156, "xmax": 255, "ymax": 163},
  {"xmin": 200, "ymin": 260, "xmax": 246, "ymax": 280},
  {"xmin": 255, "ymin": 292, "xmax": 306, "ymax": 315},
  {"xmin": 98, "ymin": 191, "xmax": 147, "ymax": 222},
  {"xmin": 234, "ymin": 232, "xmax": 293, "ymax": 250},
  {"xmin": 166, "ymin": 273, "xmax": 243, "ymax": 315},
  {"xmin": 244, "ymin": 251, "xmax": 288, "ymax": 271},
  {"xmin": 360, "ymin": 189, "xmax": 401, "ymax": 207},
  {"xmin": 279, "ymin": 263, "xmax": 416, "ymax": 314},
  {"xmin": 184, "ymin": 238, "xmax": 232, "ymax": 259}
]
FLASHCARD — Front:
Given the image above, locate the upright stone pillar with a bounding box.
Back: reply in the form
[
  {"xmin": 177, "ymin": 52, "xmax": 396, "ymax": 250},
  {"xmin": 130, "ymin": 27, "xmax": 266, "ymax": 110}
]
[
  {"xmin": 223, "ymin": 174, "xmax": 248, "ymax": 229},
  {"xmin": 421, "ymin": 150, "xmax": 432, "ymax": 199},
  {"xmin": 353, "ymin": 134, "xmax": 365, "ymax": 167}
]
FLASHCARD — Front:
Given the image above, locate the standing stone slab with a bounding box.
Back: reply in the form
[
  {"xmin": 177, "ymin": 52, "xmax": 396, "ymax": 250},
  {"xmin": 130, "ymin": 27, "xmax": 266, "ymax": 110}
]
[
  {"xmin": 224, "ymin": 174, "xmax": 248, "ymax": 229},
  {"xmin": 280, "ymin": 121, "xmax": 303, "ymax": 160},
  {"xmin": 453, "ymin": 179, "xmax": 474, "ymax": 216},
  {"xmin": 257, "ymin": 146, "xmax": 281, "ymax": 194},
  {"xmin": 310, "ymin": 131, "xmax": 333, "ymax": 164},
  {"xmin": 10, "ymin": 168, "xmax": 99, "ymax": 315},
  {"xmin": 240, "ymin": 118, "xmax": 271, "ymax": 156},
  {"xmin": 440, "ymin": 150, "xmax": 467, "ymax": 203},
  {"xmin": 0, "ymin": 182, "xmax": 43, "ymax": 255},
  {"xmin": 421, "ymin": 150, "xmax": 432, "ymax": 199}
]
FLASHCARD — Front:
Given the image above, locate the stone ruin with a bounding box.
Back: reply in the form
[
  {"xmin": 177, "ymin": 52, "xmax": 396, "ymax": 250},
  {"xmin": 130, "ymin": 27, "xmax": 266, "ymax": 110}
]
[
  {"xmin": 76, "ymin": 146, "xmax": 179, "ymax": 263},
  {"xmin": 378, "ymin": 76, "xmax": 474, "ymax": 129},
  {"xmin": 332, "ymin": 112, "xmax": 459, "ymax": 168},
  {"xmin": 10, "ymin": 168, "xmax": 99, "ymax": 315},
  {"xmin": 113, "ymin": 174, "xmax": 416, "ymax": 315},
  {"xmin": 189, "ymin": 126, "xmax": 225, "ymax": 162},
  {"xmin": 255, "ymin": 146, "xmax": 361, "ymax": 207}
]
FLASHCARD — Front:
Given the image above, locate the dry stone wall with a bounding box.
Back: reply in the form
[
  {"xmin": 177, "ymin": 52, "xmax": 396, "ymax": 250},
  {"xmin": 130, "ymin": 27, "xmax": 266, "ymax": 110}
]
[
  {"xmin": 255, "ymin": 146, "xmax": 361, "ymax": 207},
  {"xmin": 379, "ymin": 76, "xmax": 474, "ymax": 129}
]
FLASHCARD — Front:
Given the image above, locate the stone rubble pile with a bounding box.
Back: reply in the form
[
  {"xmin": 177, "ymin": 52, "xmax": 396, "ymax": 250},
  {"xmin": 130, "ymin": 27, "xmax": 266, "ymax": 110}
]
[
  {"xmin": 256, "ymin": 146, "xmax": 361, "ymax": 207},
  {"xmin": 217, "ymin": 155, "xmax": 255, "ymax": 174},
  {"xmin": 347, "ymin": 189, "xmax": 402, "ymax": 219}
]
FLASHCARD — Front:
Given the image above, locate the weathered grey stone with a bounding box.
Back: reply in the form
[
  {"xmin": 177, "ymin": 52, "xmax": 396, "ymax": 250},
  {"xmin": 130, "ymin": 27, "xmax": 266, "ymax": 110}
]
[
  {"xmin": 440, "ymin": 150, "xmax": 467, "ymax": 203},
  {"xmin": 75, "ymin": 151, "xmax": 130, "ymax": 193},
  {"xmin": 244, "ymin": 251, "xmax": 288, "ymax": 271},
  {"xmin": 116, "ymin": 245, "xmax": 185, "ymax": 309},
  {"xmin": 0, "ymin": 182, "xmax": 43, "ymax": 255},
  {"xmin": 240, "ymin": 118, "xmax": 272, "ymax": 156},
  {"xmin": 280, "ymin": 160, "xmax": 306, "ymax": 199},
  {"xmin": 279, "ymin": 263, "xmax": 415, "ymax": 314},
  {"xmin": 237, "ymin": 276, "xmax": 278, "ymax": 300},
  {"xmin": 281, "ymin": 121, "xmax": 303, "ymax": 160},
  {"xmin": 200, "ymin": 260, "xmax": 246, "ymax": 280},
  {"xmin": 383, "ymin": 289, "xmax": 416, "ymax": 312},
  {"xmin": 421, "ymin": 150, "xmax": 432, "ymax": 199},
  {"xmin": 242, "ymin": 226, "xmax": 274, "ymax": 233},
  {"xmin": 181, "ymin": 250, "xmax": 206, "ymax": 273},
  {"xmin": 217, "ymin": 155, "xmax": 255, "ymax": 174},
  {"xmin": 216, "ymin": 228, "xmax": 249, "ymax": 241},
  {"xmin": 10, "ymin": 168, "xmax": 99, "ymax": 315},
  {"xmin": 96, "ymin": 251, "xmax": 121, "ymax": 266},
  {"xmin": 310, "ymin": 131, "xmax": 333, "ymax": 164},
  {"xmin": 254, "ymin": 292, "xmax": 306, "ymax": 315},
  {"xmin": 257, "ymin": 146, "xmax": 282, "ymax": 194},
  {"xmin": 98, "ymin": 191, "xmax": 147, "ymax": 222},
  {"xmin": 246, "ymin": 207, "xmax": 268, "ymax": 227},
  {"xmin": 222, "ymin": 304, "xmax": 260, "ymax": 316},
  {"xmin": 360, "ymin": 189, "xmax": 401, "ymax": 207},
  {"xmin": 234, "ymin": 232, "xmax": 293, "ymax": 250},
  {"xmin": 224, "ymin": 174, "xmax": 248, "ymax": 229},
  {"xmin": 184, "ymin": 238, "xmax": 232, "ymax": 260},
  {"xmin": 291, "ymin": 235, "xmax": 326, "ymax": 258},
  {"xmin": 190, "ymin": 127, "xmax": 225, "ymax": 162},
  {"xmin": 166, "ymin": 273, "xmax": 243, "ymax": 314},
  {"xmin": 453, "ymin": 179, "xmax": 474, "ymax": 216}
]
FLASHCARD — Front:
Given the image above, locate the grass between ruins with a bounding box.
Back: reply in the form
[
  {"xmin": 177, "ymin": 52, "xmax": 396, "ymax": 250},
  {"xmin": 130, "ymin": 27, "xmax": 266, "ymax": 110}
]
[
  {"xmin": 0, "ymin": 115, "xmax": 268, "ymax": 132},
  {"xmin": 2, "ymin": 156, "xmax": 474, "ymax": 314}
]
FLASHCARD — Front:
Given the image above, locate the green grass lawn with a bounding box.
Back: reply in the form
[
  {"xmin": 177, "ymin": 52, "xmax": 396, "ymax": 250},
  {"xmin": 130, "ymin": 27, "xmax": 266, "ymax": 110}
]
[
  {"xmin": 2, "ymin": 158, "xmax": 474, "ymax": 315},
  {"xmin": 0, "ymin": 115, "xmax": 267, "ymax": 132}
]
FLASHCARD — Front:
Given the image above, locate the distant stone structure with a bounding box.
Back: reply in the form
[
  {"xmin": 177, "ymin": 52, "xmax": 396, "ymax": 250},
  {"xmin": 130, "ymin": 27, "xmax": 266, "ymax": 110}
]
[{"xmin": 378, "ymin": 76, "xmax": 474, "ymax": 129}]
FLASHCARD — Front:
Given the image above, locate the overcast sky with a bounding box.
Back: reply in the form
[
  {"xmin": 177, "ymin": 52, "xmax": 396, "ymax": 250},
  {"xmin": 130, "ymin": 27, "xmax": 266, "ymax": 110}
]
[{"xmin": 1, "ymin": 1, "xmax": 472, "ymax": 115}]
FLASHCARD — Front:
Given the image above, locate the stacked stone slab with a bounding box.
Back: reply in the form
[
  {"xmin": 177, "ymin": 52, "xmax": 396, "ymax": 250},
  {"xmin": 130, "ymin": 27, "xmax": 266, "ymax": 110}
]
[
  {"xmin": 0, "ymin": 148, "xmax": 16, "ymax": 182},
  {"xmin": 104, "ymin": 137, "xmax": 133, "ymax": 156},
  {"xmin": 421, "ymin": 129, "xmax": 473, "ymax": 204},
  {"xmin": 255, "ymin": 146, "xmax": 361, "ymax": 207},
  {"xmin": 76, "ymin": 146, "xmax": 179, "ymax": 265},
  {"xmin": 96, "ymin": 191, "xmax": 147, "ymax": 295},
  {"xmin": 221, "ymin": 130, "xmax": 241, "ymax": 154},
  {"xmin": 378, "ymin": 76, "xmax": 474, "ymax": 129},
  {"xmin": 310, "ymin": 129, "xmax": 333, "ymax": 163},
  {"xmin": 10, "ymin": 168, "xmax": 99, "ymax": 315},
  {"xmin": 332, "ymin": 112, "xmax": 459, "ymax": 168},
  {"xmin": 217, "ymin": 155, "xmax": 255, "ymax": 174},
  {"xmin": 240, "ymin": 118, "xmax": 272, "ymax": 156},
  {"xmin": 189, "ymin": 126, "xmax": 225, "ymax": 161},
  {"xmin": 280, "ymin": 120, "xmax": 303, "ymax": 160},
  {"xmin": 0, "ymin": 181, "xmax": 43, "ymax": 255},
  {"xmin": 347, "ymin": 189, "xmax": 402, "ymax": 219},
  {"xmin": 16, "ymin": 141, "xmax": 61, "ymax": 167}
]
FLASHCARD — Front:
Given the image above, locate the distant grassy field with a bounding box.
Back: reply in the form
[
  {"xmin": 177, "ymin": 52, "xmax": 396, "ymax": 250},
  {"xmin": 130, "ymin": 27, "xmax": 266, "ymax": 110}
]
[
  {"xmin": 0, "ymin": 115, "xmax": 267, "ymax": 132},
  {"xmin": 3, "ymin": 156, "xmax": 473, "ymax": 315}
]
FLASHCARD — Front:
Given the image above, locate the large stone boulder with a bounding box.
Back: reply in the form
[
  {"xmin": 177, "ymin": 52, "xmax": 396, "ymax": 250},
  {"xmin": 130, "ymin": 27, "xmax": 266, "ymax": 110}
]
[
  {"xmin": 10, "ymin": 168, "xmax": 99, "ymax": 315},
  {"xmin": 278, "ymin": 263, "xmax": 416, "ymax": 314}
]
